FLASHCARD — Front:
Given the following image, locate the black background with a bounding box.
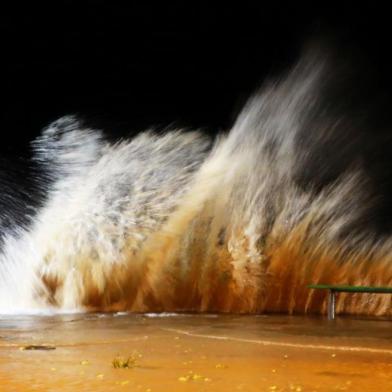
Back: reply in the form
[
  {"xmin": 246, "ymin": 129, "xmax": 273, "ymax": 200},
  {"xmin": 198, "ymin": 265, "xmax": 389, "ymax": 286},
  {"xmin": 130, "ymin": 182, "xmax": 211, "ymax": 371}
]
[{"xmin": 0, "ymin": 3, "xmax": 391, "ymax": 152}]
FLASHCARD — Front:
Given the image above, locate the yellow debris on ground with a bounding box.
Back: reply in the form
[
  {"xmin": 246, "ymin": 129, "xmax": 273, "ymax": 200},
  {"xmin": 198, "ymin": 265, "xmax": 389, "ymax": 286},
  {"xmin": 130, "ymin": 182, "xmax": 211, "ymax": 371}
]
[
  {"xmin": 215, "ymin": 363, "xmax": 227, "ymax": 369},
  {"xmin": 178, "ymin": 372, "xmax": 209, "ymax": 382},
  {"xmin": 112, "ymin": 352, "xmax": 140, "ymax": 369}
]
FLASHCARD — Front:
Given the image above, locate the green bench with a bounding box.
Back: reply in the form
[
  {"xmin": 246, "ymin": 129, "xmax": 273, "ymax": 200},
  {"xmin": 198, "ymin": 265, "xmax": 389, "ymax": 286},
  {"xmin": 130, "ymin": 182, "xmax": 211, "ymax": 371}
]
[{"xmin": 307, "ymin": 284, "xmax": 392, "ymax": 320}]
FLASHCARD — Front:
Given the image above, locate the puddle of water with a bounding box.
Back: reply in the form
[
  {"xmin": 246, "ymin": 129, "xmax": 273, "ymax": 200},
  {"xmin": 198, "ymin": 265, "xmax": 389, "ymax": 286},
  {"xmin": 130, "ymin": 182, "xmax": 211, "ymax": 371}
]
[{"xmin": 0, "ymin": 314, "xmax": 391, "ymax": 391}]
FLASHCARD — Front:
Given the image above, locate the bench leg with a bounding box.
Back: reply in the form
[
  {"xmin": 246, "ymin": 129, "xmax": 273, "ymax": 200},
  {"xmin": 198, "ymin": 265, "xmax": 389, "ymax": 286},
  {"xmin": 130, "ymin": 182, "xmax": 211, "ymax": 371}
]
[{"xmin": 327, "ymin": 290, "xmax": 336, "ymax": 320}]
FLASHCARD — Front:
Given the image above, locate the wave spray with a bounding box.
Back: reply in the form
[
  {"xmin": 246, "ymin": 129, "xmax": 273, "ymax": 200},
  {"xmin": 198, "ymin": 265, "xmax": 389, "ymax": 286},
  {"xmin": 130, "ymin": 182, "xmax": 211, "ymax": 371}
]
[{"xmin": 1, "ymin": 49, "xmax": 391, "ymax": 315}]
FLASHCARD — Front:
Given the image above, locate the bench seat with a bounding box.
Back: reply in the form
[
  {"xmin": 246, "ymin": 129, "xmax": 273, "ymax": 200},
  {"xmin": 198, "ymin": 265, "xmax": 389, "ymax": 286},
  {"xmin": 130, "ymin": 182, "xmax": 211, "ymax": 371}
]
[{"xmin": 307, "ymin": 284, "xmax": 392, "ymax": 319}]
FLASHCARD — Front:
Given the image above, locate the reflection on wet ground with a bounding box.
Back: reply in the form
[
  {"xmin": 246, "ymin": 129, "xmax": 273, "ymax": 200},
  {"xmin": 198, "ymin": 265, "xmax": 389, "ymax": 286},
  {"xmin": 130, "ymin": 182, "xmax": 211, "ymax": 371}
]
[{"xmin": 0, "ymin": 313, "xmax": 391, "ymax": 391}]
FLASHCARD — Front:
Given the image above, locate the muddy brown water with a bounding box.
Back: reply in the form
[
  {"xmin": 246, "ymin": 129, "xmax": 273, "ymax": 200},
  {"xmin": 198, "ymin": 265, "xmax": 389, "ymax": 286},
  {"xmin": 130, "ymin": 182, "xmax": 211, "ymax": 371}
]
[{"xmin": 0, "ymin": 313, "xmax": 391, "ymax": 391}]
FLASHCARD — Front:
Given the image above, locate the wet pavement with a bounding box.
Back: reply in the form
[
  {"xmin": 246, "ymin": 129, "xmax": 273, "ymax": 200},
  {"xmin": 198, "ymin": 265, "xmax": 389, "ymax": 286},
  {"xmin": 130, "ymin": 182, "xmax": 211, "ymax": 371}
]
[{"xmin": 0, "ymin": 313, "xmax": 391, "ymax": 391}]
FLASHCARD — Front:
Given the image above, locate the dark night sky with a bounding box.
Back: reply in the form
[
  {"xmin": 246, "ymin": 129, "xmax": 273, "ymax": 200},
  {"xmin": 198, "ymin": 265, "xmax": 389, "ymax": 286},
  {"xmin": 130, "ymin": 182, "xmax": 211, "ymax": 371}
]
[{"xmin": 0, "ymin": 3, "xmax": 391, "ymax": 153}]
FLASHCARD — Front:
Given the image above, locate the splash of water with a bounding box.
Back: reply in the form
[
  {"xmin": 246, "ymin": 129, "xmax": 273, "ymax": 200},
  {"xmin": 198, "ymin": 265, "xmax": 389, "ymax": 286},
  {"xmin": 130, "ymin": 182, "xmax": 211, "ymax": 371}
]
[{"xmin": 1, "ymin": 50, "xmax": 391, "ymax": 315}]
